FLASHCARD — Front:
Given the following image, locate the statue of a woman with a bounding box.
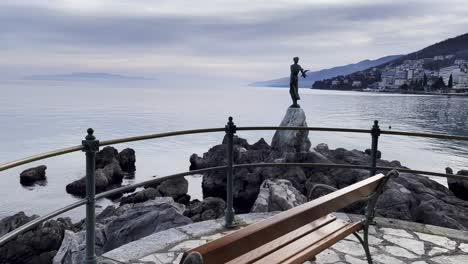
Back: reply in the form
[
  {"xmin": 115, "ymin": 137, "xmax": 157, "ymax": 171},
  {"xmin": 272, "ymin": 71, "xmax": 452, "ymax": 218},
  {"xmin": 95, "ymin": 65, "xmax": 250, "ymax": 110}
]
[{"xmin": 289, "ymin": 57, "xmax": 308, "ymax": 108}]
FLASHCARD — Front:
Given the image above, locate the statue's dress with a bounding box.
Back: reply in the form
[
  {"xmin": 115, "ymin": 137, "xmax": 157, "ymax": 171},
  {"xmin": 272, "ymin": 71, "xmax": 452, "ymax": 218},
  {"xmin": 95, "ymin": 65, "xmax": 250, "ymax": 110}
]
[{"xmin": 290, "ymin": 64, "xmax": 302, "ymax": 101}]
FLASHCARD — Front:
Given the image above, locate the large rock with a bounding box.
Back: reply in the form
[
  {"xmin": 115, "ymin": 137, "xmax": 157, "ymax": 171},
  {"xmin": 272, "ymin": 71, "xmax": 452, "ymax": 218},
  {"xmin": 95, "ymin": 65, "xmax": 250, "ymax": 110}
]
[
  {"xmin": 0, "ymin": 212, "xmax": 76, "ymax": 264},
  {"xmin": 251, "ymin": 179, "xmax": 307, "ymax": 212},
  {"xmin": 447, "ymin": 168, "xmax": 468, "ymax": 201},
  {"xmin": 20, "ymin": 165, "xmax": 47, "ymax": 186},
  {"xmin": 95, "ymin": 146, "xmax": 119, "ymax": 169},
  {"xmin": 53, "ymin": 198, "xmax": 191, "ymax": 264},
  {"xmin": 65, "ymin": 160, "xmax": 124, "ymax": 196},
  {"xmin": 155, "ymin": 177, "xmax": 188, "ymax": 200},
  {"xmin": 120, "ymin": 188, "xmax": 161, "ymax": 205},
  {"xmin": 271, "ymin": 107, "xmax": 311, "ymax": 153},
  {"xmin": 183, "ymin": 197, "xmax": 226, "ymax": 222},
  {"xmin": 118, "ymin": 148, "xmax": 136, "ymax": 173},
  {"xmin": 195, "ymin": 138, "xmax": 272, "ymax": 213},
  {"xmin": 376, "ymin": 172, "xmax": 468, "ymax": 230}
]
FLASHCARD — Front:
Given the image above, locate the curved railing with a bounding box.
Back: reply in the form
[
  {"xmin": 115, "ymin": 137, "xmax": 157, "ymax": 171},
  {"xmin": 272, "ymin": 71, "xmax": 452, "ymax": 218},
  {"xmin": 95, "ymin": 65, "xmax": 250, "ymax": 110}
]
[{"xmin": 1, "ymin": 118, "xmax": 468, "ymax": 263}]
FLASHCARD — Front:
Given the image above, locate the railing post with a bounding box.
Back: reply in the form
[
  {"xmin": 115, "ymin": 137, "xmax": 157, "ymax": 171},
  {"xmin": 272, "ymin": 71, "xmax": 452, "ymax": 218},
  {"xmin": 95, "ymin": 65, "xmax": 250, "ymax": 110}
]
[
  {"xmin": 370, "ymin": 120, "xmax": 380, "ymax": 176},
  {"xmin": 225, "ymin": 117, "xmax": 236, "ymax": 228},
  {"xmin": 82, "ymin": 128, "xmax": 99, "ymax": 264}
]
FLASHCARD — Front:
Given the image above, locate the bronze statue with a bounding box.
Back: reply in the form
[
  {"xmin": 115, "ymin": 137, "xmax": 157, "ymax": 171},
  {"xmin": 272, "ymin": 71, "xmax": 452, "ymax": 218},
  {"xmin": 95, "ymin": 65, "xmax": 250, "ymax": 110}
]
[{"xmin": 289, "ymin": 57, "xmax": 308, "ymax": 108}]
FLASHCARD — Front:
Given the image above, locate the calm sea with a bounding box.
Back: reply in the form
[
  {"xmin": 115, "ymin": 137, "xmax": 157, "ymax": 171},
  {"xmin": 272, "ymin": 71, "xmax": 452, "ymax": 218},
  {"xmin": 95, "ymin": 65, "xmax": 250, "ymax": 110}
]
[{"xmin": 1, "ymin": 80, "xmax": 468, "ymax": 220}]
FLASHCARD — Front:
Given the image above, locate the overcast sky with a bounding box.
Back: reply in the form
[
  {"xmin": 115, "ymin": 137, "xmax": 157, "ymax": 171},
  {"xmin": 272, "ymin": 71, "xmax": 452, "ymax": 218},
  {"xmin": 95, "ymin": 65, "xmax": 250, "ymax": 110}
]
[{"xmin": 1, "ymin": 0, "xmax": 468, "ymax": 83}]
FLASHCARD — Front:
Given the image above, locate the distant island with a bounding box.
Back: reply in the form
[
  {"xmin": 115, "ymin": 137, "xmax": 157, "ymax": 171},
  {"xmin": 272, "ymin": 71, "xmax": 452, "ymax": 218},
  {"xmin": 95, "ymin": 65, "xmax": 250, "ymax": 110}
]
[
  {"xmin": 313, "ymin": 33, "xmax": 468, "ymax": 94},
  {"xmin": 250, "ymin": 55, "xmax": 402, "ymax": 88},
  {"xmin": 23, "ymin": 72, "xmax": 155, "ymax": 81}
]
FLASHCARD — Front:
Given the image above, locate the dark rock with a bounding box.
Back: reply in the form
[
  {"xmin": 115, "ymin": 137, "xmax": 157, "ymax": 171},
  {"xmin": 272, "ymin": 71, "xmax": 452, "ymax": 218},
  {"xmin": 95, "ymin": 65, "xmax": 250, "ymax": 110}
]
[
  {"xmin": 96, "ymin": 146, "xmax": 119, "ymax": 169},
  {"xmin": 376, "ymin": 172, "xmax": 468, "ymax": 230},
  {"xmin": 120, "ymin": 188, "xmax": 161, "ymax": 205},
  {"xmin": 184, "ymin": 197, "xmax": 225, "ymax": 222},
  {"xmin": 54, "ymin": 198, "xmax": 191, "ymax": 263},
  {"xmin": 0, "ymin": 212, "xmax": 75, "ymax": 264},
  {"xmin": 251, "ymin": 138, "xmax": 271, "ymax": 150},
  {"xmin": 118, "ymin": 148, "xmax": 136, "ymax": 173},
  {"xmin": 364, "ymin": 149, "xmax": 382, "ymax": 159},
  {"xmin": 222, "ymin": 135, "xmax": 250, "ymax": 149},
  {"xmin": 156, "ymin": 177, "xmax": 188, "ymax": 199},
  {"xmin": 66, "ymin": 160, "xmax": 124, "ymax": 196},
  {"xmin": 447, "ymin": 168, "xmax": 468, "ymax": 201},
  {"xmin": 20, "ymin": 165, "xmax": 47, "ymax": 186},
  {"xmin": 176, "ymin": 194, "xmax": 191, "ymax": 206}
]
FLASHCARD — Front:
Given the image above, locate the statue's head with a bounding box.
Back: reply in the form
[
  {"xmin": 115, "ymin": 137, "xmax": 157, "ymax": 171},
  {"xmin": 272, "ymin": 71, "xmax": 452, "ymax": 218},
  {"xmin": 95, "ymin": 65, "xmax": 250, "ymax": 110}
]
[{"xmin": 293, "ymin": 57, "xmax": 299, "ymax": 63}]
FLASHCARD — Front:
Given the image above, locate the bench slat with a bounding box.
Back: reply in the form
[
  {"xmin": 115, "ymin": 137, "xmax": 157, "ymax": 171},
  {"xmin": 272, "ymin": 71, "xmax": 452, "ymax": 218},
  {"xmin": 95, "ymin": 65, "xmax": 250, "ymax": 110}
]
[
  {"xmin": 279, "ymin": 221, "xmax": 363, "ymax": 264},
  {"xmin": 226, "ymin": 214, "xmax": 337, "ymax": 264},
  {"xmin": 184, "ymin": 173, "xmax": 384, "ymax": 264}
]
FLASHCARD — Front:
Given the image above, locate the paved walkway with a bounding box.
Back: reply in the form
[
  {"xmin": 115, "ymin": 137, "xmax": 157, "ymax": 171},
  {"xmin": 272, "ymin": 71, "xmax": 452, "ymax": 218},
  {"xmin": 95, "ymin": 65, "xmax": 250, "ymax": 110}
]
[{"xmin": 102, "ymin": 213, "xmax": 468, "ymax": 264}]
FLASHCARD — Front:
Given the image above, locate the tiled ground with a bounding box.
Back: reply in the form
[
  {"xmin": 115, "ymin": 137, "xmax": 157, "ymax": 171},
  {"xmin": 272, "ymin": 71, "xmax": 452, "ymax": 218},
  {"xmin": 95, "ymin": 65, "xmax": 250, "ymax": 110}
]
[{"xmin": 102, "ymin": 213, "xmax": 468, "ymax": 264}]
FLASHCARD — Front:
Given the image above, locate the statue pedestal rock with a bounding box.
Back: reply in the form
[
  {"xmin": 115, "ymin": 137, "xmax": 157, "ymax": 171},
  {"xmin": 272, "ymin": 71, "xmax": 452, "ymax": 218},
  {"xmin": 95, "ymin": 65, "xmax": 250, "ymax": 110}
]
[{"xmin": 271, "ymin": 107, "xmax": 311, "ymax": 153}]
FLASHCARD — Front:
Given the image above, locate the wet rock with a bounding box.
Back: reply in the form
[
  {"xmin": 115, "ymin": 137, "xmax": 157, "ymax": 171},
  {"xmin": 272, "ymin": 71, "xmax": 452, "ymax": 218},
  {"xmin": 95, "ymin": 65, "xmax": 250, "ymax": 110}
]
[
  {"xmin": 183, "ymin": 197, "xmax": 225, "ymax": 222},
  {"xmin": 20, "ymin": 165, "xmax": 47, "ymax": 186},
  {"xmin": 365, "ymin": 148, "xmax": 382, "ymax": 159},
  {"xmin": 446, "ymin": 168, "xmax": 468, "ymax": 201},
  {"xmin": 96, "ymin": 146, "xmax": 119, "ymax": 169},
  {"xmin": 118, "ymin": 148, "xmax": 136, "ymax": 173},
  {"xmin": 271, "ymin": 107, "xmax": 311, "ymax": 153},
  {"xmin": 251, "ymin": 179, "xmax": 307, "ymax": 212},
  {"xmin": 155, "ymin": 177, "xmax": 188, "ymax": 200},
  {"xmin": 120, "ymin": 188, "xmax": 161, "ymax": 205},
  {"xmin": 65, "ymin": 160, "xmax": 124, "ymax": 196}
]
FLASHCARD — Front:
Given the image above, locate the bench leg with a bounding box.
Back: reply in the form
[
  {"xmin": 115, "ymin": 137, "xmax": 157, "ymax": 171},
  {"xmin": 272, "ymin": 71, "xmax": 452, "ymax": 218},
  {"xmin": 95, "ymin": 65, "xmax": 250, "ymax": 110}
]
[{"xmin": 353, "ymin": 229, "xmax": 373, "ymax": 264}]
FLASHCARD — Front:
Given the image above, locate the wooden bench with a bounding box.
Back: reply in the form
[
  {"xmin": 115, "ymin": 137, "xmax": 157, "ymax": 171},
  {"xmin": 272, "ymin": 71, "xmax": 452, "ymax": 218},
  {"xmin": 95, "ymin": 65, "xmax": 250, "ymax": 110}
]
[{"xmin": 180, "ymin": 170, "xmax": 398, "ymax": 264}]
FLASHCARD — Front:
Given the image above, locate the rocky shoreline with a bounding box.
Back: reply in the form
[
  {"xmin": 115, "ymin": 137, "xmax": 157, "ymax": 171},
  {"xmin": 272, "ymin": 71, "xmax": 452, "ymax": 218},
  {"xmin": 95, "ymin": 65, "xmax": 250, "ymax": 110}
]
[{"xmin": 2, "ymin": 107, "xmax": 468, "ymax": 264}]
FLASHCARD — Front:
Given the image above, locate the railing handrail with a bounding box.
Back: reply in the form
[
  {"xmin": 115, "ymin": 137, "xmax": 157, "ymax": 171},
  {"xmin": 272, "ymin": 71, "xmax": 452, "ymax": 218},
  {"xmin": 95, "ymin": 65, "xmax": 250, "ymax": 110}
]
[
  {"xmin": 2, "ymin": 123, "xmax": 468, "ymax": 261},
  {"xmin": 2, "ymin": 126, "xmax": 468, "ymax": 172},
  {"xmin": 2, "ymin": 161, "xmax": 468, "ymax": 247}
]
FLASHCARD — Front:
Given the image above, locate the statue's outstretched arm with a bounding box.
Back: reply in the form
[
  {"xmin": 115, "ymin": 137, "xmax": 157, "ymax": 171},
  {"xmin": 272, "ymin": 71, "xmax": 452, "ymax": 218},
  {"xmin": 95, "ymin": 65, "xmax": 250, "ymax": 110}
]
[{"xmin": 301, "ymin": 69, "xmax": 309, "ymax": 78}]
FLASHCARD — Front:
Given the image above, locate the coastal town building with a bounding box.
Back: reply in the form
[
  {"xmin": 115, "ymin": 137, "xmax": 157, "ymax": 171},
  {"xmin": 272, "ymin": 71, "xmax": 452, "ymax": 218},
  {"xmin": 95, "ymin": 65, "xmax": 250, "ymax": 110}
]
[
  {"xmin": 352, "ymin": 81, "xmax": 362, "ymax": 87},
  {"xmin": 440, "ymin": 65, "xmax": 462, "ymax": 85}
]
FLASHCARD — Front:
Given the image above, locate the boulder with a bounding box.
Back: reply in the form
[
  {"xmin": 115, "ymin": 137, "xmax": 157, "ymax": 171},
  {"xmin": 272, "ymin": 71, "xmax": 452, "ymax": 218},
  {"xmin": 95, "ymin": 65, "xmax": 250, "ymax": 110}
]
[
  {"xmin": 120, "ymin": 188, "xmax": 161, "ymax": 205},
  {"xmin": 95, "ymin": 146, "xmax": 119, "ymax": 169},
  {"xmin": 183, "ymin": 197, "xmax": 225, "ymax": 222},
  {"xmin": 20, "ymin": 165, "xmax": 47, "ymax": 186},
  {"xmin": 271, "ymin": 107, "xmax": 311, "ymax": 153},
  {"xmin": 377, "ymin": 172, "xmax": 468, "ymax": 230},
  {"xmin": 53, "ymin": 198, "xmax": 191, "ymax": 264},
  {"xmin": 447, "ymin": 168, "xmax": 468, "ymax": 201},
  {"xmin": 0, "ymin": 212, "xmax": 76, "ymax": 264},
  {"xmin": 118, "ymin": 148, "xmax": 136, "ymax": 173},
  {"xmin": 66, "ymin": 160, "xmax": 124, "ymax": 196},
  {"xmin": 364, "ymin": 148, "xmax": 382, "ymax": 159},
  {"xmin": 251, "ymin": 179, "xmax": 307, "ymax": 213},
  {"xmin": 155, "ymin": 177, "xmax": 188, "ymax": 200}
]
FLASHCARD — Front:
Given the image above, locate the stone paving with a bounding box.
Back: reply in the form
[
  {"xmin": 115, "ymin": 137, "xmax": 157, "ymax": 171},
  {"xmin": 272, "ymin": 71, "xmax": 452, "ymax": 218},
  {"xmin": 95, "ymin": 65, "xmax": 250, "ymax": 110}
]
[{"xmin": 102, "ymin": 213, "xmax": 468, "ymax": 264}]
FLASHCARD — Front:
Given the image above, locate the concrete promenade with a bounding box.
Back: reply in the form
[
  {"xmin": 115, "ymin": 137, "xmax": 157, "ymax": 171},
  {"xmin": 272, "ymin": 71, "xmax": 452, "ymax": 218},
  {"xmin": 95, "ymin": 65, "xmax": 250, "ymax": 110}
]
[{"xmin": 102, "ymin": 213, "xmax": 468, "ymax": 264}]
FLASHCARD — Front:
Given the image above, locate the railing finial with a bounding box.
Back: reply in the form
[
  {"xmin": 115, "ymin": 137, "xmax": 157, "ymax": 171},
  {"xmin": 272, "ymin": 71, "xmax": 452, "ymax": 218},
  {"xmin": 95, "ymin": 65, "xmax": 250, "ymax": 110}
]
[{"xmin": 86, "ymin": 128, "xmax": 95, "ymax": 140}]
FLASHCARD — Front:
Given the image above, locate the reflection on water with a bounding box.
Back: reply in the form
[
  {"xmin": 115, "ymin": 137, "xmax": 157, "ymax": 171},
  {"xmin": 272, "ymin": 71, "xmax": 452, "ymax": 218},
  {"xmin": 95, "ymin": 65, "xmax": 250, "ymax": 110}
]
[{"xmin": 1, "ymin": 81, "xmax": 468, "ymax": 220}]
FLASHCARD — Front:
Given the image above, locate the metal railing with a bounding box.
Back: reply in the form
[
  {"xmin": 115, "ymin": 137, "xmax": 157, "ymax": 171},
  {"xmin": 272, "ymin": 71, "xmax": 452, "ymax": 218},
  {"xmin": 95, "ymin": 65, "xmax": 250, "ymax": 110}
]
[{"xmin": 1, "ymin": 118, "xmax": 468, "ymax": 264}]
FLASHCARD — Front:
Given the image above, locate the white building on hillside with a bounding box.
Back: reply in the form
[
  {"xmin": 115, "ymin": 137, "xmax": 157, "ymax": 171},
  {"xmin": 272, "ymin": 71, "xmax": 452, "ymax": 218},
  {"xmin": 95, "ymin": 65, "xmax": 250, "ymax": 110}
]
[
  {"xmin": 439, "ymin": 66, "xmax": 461, "ymax": 85},
  {"xmin": 456, "ymin": 72, "xmax": 468, "ymax": 89}
]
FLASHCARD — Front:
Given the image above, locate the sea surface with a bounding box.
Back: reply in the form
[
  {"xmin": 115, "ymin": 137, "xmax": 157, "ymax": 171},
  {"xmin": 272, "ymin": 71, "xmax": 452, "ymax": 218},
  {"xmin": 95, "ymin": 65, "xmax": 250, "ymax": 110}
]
[{"xmin": 1, "ymin": 80, "xmax": 468, "ymax": 220}]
